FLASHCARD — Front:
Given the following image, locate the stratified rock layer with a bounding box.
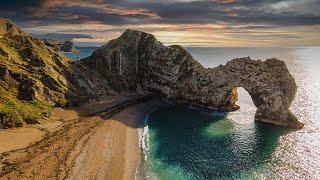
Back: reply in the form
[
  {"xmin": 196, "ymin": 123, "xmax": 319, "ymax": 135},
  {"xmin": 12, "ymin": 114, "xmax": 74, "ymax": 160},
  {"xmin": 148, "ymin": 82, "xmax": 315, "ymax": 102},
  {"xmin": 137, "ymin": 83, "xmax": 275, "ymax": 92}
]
[{"xmin": 84, "ymin": 29, "xmax": 303, "ymax": 128}]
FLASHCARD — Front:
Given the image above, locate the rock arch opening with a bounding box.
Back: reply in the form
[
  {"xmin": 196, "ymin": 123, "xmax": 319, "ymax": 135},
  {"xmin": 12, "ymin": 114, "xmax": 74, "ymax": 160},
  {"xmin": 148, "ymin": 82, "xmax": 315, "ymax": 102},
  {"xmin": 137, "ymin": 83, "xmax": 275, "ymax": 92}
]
[{"xmin": 228, "ymin": 87, "xmax": 257, "ymax": 123}]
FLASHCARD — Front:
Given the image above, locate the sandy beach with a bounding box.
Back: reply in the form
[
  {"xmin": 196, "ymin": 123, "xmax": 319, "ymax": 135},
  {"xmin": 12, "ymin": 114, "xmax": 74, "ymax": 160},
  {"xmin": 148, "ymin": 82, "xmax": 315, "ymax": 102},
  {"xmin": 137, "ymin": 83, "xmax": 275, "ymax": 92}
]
[
  {"xmin": 0, "ymin": 94, "xmax": 163, "ymax": 179},
  {"xmin": 0, "ymin": 127, "xmax": 45, "ymax": 154},
  {"xmin": 67, "ymin": 98, "xmax": 163, "ymax": 180}
]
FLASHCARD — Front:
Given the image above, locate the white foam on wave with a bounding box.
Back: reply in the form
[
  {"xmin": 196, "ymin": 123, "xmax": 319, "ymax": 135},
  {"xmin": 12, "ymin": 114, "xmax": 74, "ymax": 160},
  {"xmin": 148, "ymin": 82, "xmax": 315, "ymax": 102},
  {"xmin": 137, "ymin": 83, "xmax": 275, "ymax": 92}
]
[
  {"xmin": 139, "ymin": 114, "xmax": 150, "ymax": 161},
  {"xmin": 135, "ymin": 107, "xmax": 162, "ymax": 180},
  {"xmin": 135, "ymin": 100, "xmax": 175, "ymax": 180}
]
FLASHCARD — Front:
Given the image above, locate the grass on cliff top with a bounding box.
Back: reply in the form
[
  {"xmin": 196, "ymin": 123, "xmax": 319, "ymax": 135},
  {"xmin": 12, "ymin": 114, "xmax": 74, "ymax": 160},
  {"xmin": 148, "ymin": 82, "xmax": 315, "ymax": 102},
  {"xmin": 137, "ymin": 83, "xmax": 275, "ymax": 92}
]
[
  {"xmin": 0, "ymin": 86, "xmax": 52, "ymax": 129},
  {"xmin": 0, "ymin": 20, "xmax": 77, "ymax": 129},
  {"xmin": 0, "ymin": 38, "xmax": 67, "ymax": 129}
]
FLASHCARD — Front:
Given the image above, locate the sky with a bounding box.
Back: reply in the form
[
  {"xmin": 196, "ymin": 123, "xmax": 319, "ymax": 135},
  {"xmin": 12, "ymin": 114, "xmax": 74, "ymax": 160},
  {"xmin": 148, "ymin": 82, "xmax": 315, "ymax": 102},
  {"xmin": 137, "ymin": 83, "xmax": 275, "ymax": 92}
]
[{"xmin": 0, "ymin": 0, "xmax": 320, "ymax": 47}]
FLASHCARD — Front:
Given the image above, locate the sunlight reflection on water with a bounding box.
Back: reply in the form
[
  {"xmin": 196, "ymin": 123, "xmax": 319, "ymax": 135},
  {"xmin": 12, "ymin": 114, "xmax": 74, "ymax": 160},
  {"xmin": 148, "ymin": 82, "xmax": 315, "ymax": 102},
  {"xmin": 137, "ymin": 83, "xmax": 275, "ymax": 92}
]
[{"xmin": 189, "ymin": 47, "xmax": 320, "ymax": 179}]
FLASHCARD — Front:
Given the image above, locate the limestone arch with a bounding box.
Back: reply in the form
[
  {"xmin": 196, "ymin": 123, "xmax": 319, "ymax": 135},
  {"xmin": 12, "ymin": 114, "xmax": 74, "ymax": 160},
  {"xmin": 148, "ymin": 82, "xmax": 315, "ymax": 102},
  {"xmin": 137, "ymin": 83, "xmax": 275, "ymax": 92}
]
[{"xmin": 222, "ymin": 58, "xmax": 302, "ymax": 128}]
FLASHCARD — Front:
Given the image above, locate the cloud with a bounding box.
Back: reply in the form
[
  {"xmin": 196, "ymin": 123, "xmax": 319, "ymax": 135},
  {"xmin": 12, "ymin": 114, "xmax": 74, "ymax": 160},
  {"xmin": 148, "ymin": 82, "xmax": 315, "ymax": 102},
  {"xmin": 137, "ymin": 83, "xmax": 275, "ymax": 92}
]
[
  {"xmin": 212, "ymin": 0, "xmax": 238, "ymax": 4},
  {"xmin": 0, "ymin": 0, "xmax": 319, "ymax": 46},
  {"xmin": 1, "ymin": 0, "xmax": 319, "ymax": 27},
  {"xmin": 1, "ymin": 0, "xmax": 319, "ymax": 28},
  {"xmin": 0, "ymin": 0, "xmax": 160, "ymax": 26}
]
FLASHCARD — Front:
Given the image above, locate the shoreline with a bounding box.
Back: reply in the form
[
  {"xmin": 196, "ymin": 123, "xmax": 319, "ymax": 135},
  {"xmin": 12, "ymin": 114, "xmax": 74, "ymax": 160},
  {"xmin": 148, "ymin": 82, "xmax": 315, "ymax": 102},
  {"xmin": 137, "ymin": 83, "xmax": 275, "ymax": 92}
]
[
  {"xmin": 0, "ymin": 94, "xmax": 164, "ymax": 179},
  {"xmin": 136, "ymin": 106, "xmax": 163, "ymax": 180},
  {"xmin": 59, "ymin": 97, "xmax": 165, "ymax": 179}
]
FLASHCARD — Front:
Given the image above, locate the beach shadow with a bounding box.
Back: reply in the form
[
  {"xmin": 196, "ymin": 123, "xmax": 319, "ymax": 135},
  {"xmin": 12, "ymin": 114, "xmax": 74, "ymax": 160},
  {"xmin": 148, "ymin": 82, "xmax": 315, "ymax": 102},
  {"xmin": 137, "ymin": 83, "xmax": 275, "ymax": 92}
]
[{"xmin": 107, "ymin": 96, "xmax": 169, "ymax": 129}]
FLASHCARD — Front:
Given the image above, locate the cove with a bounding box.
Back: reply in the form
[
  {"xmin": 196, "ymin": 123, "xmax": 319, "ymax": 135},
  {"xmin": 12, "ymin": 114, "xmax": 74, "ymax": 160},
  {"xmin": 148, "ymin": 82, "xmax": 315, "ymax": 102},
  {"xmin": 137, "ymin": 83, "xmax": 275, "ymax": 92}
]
[{"xmin": 142, "ymin": 104, "xmax": 291, "ymax": 180}]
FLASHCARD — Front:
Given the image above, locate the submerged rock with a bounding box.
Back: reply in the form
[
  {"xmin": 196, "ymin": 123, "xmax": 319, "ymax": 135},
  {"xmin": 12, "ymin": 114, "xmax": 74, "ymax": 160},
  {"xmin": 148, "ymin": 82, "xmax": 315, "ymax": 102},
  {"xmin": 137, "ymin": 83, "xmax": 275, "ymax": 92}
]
[{"xmin": 84, "ymin": 29, "xmax": 303, "ymax": 128}]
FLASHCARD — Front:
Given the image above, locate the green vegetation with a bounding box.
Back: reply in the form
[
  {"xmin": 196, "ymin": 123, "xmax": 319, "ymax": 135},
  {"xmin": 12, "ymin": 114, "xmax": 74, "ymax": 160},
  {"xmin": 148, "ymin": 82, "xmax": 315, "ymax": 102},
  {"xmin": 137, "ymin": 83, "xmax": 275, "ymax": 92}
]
[
  {"xmin": 0, "ymin": 87, "xmax": 52, "ymax": 128},
  {"xmin": 0, "ymin": 19, "xmax": 71, "ymax": 128}
]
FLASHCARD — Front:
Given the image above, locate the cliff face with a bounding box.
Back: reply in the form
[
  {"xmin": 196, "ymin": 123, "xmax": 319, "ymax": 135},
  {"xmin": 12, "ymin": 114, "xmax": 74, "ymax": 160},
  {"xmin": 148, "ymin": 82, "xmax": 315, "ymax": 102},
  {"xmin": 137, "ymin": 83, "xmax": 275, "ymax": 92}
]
[
  {"xmin": 0, "ymin": 19, "xmax": 114, "ymax": 128},
  {"xmin": 0, "ymin": 18, "xmax": 303, "ymax": 129},
  {"xmin": 84, "ymin": 29, "xmax": 302, "ymax": 128}
]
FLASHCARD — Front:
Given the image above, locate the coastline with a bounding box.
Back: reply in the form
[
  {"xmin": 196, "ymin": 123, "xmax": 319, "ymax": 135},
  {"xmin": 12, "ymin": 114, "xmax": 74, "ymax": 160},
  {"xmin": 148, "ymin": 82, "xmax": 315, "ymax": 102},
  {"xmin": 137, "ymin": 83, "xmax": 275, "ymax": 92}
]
[
  {"xmin": 66, "ymin": 98, "xmax": 164, "ymax": 179},
  {"xmin": 136, "ymin": 106, "xmax": 164, "ymax": 180},
  {"xmin": 0, "ymin": 95, "xmax": 164, "ymax": 179},
  {"xmin": 60, "ymin": 97, "xmax": 166, "ymax": 179}
]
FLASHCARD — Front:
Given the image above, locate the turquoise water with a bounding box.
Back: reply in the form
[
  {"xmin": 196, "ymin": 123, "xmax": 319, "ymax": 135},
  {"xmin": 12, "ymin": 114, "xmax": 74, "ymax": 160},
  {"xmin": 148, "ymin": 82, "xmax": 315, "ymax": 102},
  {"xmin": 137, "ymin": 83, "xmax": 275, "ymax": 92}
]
[
  {"xmin": 139, "ymin": 47, "xmax": 320, "ymax": 180},
  {"xmin": 70, "ymin": 46, "xmax": 320, "ymax": 179},
  {"xmin": 146, "ymin": 105, "xmax": 289, "ymax": 179}
]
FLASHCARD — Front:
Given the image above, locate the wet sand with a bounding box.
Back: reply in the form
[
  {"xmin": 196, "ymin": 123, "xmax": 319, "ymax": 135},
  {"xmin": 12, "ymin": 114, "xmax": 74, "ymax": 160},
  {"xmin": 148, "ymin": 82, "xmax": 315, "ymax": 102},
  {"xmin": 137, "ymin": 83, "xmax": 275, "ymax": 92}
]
[{"xmin": 0, "ymin": 94, "xmax": 162, "ymax": 179}]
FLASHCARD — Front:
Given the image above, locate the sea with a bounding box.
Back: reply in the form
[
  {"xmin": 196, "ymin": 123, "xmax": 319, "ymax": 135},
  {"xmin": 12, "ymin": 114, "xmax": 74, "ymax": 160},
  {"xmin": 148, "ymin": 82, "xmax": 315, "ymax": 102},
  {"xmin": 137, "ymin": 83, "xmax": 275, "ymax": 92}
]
[
  {"xmin": 64, "ymin": 47, "xmax": 98, "ymax": 60},
  {"xmin": 66, "ymin": 47, "xmax": 320, "ymax": 180}
]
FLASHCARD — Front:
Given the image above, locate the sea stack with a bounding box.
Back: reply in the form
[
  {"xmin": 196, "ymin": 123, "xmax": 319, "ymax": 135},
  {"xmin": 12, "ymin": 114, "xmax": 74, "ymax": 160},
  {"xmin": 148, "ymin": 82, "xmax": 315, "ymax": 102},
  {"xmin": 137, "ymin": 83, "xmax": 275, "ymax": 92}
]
[{"xmin": 84, "ymin": 29, "xmax": 303, "ymax": 128}]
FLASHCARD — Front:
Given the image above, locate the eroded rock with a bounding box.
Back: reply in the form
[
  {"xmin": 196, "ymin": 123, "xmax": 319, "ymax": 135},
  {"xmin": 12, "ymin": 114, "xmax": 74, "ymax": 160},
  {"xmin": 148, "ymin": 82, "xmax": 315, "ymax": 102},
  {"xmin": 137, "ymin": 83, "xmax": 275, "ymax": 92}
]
[
  {"xmin": 85, "ymin": 29, "xmax": 303, "ymax": 128},
  {"xmin": 44, "ymin": 39, "xmax": 79, "ymax": 53}
]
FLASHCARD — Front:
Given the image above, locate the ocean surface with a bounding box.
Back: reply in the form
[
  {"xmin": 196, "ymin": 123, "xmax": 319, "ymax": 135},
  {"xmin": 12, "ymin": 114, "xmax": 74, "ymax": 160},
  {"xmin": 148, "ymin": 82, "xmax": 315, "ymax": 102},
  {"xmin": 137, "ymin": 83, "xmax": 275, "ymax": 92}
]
[
  {"xmin": 64, "ymin": 47, "xmax": 98, "ymax": 60},
  {"xmin": 69, "ymin": 47, "xmax": 320, "ymax": 179}
]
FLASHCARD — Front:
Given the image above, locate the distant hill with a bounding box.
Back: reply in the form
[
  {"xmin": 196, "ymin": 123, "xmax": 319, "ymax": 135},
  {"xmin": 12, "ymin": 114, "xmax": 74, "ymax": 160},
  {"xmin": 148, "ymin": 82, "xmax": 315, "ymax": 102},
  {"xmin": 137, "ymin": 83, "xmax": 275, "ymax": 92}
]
[{"xmin": 32, "ymin": 33, "xmax": 93, "ymax": 41}]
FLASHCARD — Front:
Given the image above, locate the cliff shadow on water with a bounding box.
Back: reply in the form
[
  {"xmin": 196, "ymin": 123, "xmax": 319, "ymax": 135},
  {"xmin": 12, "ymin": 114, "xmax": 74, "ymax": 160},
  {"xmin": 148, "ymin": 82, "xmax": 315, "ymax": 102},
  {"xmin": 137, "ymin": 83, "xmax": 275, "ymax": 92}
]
[{"xmin": 146, "ymin": 104, "xmax": 292, "ymax": 179}]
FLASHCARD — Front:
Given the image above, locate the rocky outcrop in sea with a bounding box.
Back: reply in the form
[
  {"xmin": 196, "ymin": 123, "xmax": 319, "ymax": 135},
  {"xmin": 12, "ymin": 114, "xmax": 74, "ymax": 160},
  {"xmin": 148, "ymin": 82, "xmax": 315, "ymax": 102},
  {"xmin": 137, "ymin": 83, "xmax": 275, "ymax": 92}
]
[{"xmin": 44, "ymin": 39, "xmax": 79, "ymax": 53}]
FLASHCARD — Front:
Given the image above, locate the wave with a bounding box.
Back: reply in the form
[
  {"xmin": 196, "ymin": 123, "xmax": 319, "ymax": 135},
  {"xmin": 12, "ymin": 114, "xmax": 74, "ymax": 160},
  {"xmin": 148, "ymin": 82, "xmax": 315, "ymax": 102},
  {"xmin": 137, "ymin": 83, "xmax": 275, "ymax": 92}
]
[{"xmin": 135, "ymin": 106, "xmax": 162, "ymax": 180}]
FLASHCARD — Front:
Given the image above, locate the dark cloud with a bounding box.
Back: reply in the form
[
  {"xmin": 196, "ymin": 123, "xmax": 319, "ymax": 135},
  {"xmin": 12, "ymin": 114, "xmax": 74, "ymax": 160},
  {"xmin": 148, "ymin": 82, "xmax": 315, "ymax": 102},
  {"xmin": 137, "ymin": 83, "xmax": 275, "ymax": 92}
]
[
  {"xmin": 0, "ymin": 0, "xmax": 160, "ymax": 26},
  {"xmin": 0, "ymin": 0, "xmax": 320, "ymax": 28},
  {"xmin": 132, "ymin": 0, "xmax": 320, "ymax": 26},
  {"xmin": 0, "ymin": 0, "xmax": 43, "ymax": 10}
]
